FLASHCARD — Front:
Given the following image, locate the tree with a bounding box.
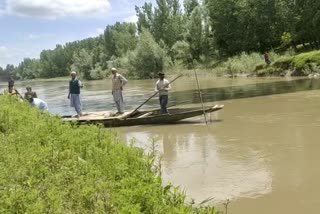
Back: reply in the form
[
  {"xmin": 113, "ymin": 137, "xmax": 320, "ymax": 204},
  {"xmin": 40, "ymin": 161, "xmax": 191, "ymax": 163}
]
[
  {"xmin": 136, "ymin": 0, "xmax": 184, "ymax": 50},
  {"xmin": 206, "ymin": 0, "xmax": 244, "ymax": 56},
  {"xmin": 16, "ymin": 58, "xmax": 41, "ymax": 80},
  {"xmin": 183, "ymin": 0, "xmax": 199, "ymax": 17},
  {"xmin": 136, "ymin": 3, "xmax": 154, "ymax": 33},
  {"xmin": 127, "ymin": 29, "xmax": 170, "ymax": 79},
  {"xmin": 72, "ymin": 49, "xmax": 93, "ymax": 80},
  {"xmin": 39, "ymin": 45, "xmax": 70, "ymax": 78},
  {"xmin": 184, "ymin": 6, "xmax": 204, "ymax": 60},
  {"xmin": 172, "ymin": 40, "xmax": 192, "ymax": 66},
  {"xmin": 104, "ymin": 22, "xmax": 138, "ymax": 59}
]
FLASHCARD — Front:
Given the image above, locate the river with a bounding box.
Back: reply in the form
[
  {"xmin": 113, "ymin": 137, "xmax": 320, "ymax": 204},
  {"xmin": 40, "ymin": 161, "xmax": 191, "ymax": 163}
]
[{"xmin": 3, "ymin": 76, "xmax": 320, "ymax": 214}]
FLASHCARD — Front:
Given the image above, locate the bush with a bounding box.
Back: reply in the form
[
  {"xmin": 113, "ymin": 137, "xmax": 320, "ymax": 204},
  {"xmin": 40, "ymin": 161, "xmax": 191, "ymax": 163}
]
[
  {"xmin": 254, "ymin": 63, "xmax": 266, "ymax": 72},
  {"xmin": 210, "ymin": 52, "xmax": 277, "ymax": 76},
  {"xmin": 292, "ymin": 50, "xmax": 320, "ymax": 70},
  {"xmin": 172, "ymin": 41, "xmax": 192, "ymax": 67},
  {"xmin": 272, "ymin": 56, "xmax": 293, "ymax": 70},
  {"xmin": 0, "ymin": 96, "xmax": 220, "ymax": 214}
]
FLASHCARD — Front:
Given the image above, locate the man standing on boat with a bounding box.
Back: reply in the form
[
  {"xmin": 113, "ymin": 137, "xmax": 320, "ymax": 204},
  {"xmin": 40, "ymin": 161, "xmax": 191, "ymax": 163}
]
[
  {"xmin": 68, "ymin": 71, "xmax": 83, "ymax": 118},
  {"xmin": 155, "ymin": 72, "xmax": 171, "ymax": 114},
  {"xmin": 111, "ymin": 67, "xmax": 127, "ymax": 115}
]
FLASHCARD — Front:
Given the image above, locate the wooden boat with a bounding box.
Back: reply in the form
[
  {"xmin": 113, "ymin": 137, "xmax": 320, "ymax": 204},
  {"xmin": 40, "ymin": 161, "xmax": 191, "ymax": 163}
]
[{"xmin": 62, "ymin": 104, "xmax": 224, "ymax": 127}]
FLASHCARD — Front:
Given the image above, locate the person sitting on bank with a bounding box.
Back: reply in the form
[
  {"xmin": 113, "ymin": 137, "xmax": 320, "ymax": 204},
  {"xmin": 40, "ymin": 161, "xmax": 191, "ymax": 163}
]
[
  {"xmin": 3, "ymin": 82, "xmax": 22, "ymax": 98},
  {"xmin": 27, "ymin": 96, "xmax": 48, "ymax": 112},
  {"xmin": 24, "ymin": 86, "xmax": 37, "ymax": 99},
  {"xmin": 68, "ymin": 71, "xmax": 83, "ymax": 118},
  {"xmin": 155, "ymin": 72, "xmax": 171, "ymax": 114},
  {"xmin": 264, "ymin": 52, "xmax": 272, "ymax": 65}
]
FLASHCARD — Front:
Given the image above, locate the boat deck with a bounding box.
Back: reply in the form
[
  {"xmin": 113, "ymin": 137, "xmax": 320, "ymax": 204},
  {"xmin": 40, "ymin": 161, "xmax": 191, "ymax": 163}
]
[{"xmin": 63, "ymin": 111, "xmax": 132, "ymax": 122}]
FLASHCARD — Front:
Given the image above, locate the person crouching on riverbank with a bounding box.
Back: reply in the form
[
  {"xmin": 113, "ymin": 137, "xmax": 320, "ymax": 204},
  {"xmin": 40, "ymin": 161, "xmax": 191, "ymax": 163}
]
[
  {"xmin": 264, "ymin": 52, "xmax": 272, "ymax": 65},
  {"xmin": 27, "ymin": 96, "xmax": 48, "ymax": 112},
  {"xmin": 68, "ymin": 71, "xmax": 83, "ymax": 118}
]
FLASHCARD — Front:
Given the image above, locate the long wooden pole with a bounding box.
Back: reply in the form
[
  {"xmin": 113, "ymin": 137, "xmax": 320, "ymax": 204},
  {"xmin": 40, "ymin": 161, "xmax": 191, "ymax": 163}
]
[
  {"xmin": 194, "ymin": 69, "xmax": 207, "ymax": 124},
  {"xmin": 124, "ymin": 74, "xmax": 183, "ymax": 118}
]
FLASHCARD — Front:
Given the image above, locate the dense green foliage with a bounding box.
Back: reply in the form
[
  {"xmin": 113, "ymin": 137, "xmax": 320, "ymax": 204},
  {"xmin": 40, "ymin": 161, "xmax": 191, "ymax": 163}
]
[
  {"xmin": 127, "ymin": 30, "xmax": 170, "ymax": 79},
  {"xmin": 1, "ymin": 0, "xmax": 320, "ymax": 80},
  {"xmin": 0, "ymin": 96, "xmax": 220, "ymax": 213},
  {"xmin": 255, "ymin": 50, "xmax": 320, "ymax": 76}
]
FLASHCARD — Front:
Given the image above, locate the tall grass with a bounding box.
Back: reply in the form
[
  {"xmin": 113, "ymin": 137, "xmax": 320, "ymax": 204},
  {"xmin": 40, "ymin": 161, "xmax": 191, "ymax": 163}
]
[
  {"xmin": 167, "ymin": 52, "xmax": 269, "ymax": 77},
  {"xmin": 210, "ymin": 52, "xmax": 281, "ymax": 77},
  {"xmin": 0, "ymin": 96, "xmax": 220, "ymax": 214}
]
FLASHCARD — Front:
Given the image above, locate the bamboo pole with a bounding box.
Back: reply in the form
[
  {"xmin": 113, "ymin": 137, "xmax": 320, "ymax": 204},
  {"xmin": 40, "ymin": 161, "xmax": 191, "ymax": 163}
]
[{"xmin": 194, "ymin": 68, "xmax": 207, "ymax": 124}]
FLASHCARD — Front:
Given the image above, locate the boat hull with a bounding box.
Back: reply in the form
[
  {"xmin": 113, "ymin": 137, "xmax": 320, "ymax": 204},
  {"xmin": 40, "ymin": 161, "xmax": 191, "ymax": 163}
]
[{"xmin": 62, "ymin": 105, "xmax": 224, "ymax": 127}]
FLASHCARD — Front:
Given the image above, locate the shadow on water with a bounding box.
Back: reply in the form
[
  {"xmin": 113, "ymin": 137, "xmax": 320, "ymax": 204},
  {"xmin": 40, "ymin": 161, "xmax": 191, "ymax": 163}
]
[{"xmin": 169, "ymin": 78, "xmax": 320, "ymax": 105}]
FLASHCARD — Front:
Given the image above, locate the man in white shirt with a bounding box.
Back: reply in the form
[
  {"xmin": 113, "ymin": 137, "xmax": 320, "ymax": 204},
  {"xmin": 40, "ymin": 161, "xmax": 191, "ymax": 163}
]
[
  {"xmin": 27, "ymin": 96, "xmax": 48, "ymax": 112},
  {"xmin": 111, "ymin": 67, "xmax": 128, "ymax": 114},
  {"xmin": 155, "ymin": 72, "xmax": 171, "ymax": 114}
]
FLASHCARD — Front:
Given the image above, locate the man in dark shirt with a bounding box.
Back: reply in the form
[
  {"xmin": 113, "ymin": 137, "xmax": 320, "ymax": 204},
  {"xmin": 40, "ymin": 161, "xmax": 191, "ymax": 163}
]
[{"xmin": 68, "ymin": 71, "xmax": 83, "ymax": 118}]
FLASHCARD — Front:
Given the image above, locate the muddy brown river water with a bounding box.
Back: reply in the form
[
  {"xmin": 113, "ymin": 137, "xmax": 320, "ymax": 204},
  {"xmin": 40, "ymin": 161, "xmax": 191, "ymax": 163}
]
[{"xmin": 3, "ymin": 76, "xmax": 320, "ymax": 214}]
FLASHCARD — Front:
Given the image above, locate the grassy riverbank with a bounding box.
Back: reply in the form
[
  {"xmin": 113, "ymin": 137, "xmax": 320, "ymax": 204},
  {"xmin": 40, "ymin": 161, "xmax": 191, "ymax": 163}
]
[
  {"xmin": 0, "ymin": 96, "xmax": 220, "ymax": 213},
  {"xmin": 255, "ymin": 50, "xmax": 320, "ymax": 76},
  {"xmin": 169, "ymin": 50, "xmax": 320, "ymax": 78}
]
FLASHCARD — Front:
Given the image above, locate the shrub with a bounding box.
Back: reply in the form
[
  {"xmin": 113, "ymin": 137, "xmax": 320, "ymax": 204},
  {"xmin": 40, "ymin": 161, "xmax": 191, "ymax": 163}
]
[
  {"xmin": 210, "ymin": 52, "xmax": 276, "ymax": 76},
  {"xmin": 272, "ymin": 56, "xmax": 293, "ymax": 70},
  {"xmin": 254, "ymin": 63, "xmax": 266, "ymax": 71},
  {"xmin": 292, "ymin": 50, "xmax": 320, "ymax": 70}
]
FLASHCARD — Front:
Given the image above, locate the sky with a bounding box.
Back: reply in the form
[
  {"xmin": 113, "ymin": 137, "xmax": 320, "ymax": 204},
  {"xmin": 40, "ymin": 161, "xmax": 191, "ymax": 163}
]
[{"xmin": 0, "ymin": 0, "xmax": 155, "ymax": 68}]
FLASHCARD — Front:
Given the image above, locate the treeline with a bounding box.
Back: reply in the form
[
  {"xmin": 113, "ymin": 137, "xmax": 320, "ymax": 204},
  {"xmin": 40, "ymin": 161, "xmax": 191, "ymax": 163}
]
[{"xmin": 1, "ymin": 0, "xmax": 320, "ymax": 80}]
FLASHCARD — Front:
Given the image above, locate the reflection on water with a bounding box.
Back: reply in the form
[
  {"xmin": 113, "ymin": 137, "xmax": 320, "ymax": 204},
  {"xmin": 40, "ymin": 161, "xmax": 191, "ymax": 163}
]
[
  {"xmin": 123, "ymin": 126, "xmax": 272, "ymax": 203},
  {"xmin": 120, "ymin": 89, "xmax": 320, "ymax": 214}
]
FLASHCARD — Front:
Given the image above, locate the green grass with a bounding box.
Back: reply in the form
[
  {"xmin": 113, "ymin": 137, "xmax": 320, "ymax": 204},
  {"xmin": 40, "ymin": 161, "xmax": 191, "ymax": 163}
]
[
  {"xmin": 169, "ymin": 52, "xmax": 282, "ymax": 77},
  {"xmin": 0, "ymin": 96, "xmax": 220, "ymax": 214},
  {"xmin": 292, "ymin": 51, "xmax": 320, "ymax": 70},
  {"xmin": 169, "ymin": 50, "xmax": 319, "ymax": 77}
]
